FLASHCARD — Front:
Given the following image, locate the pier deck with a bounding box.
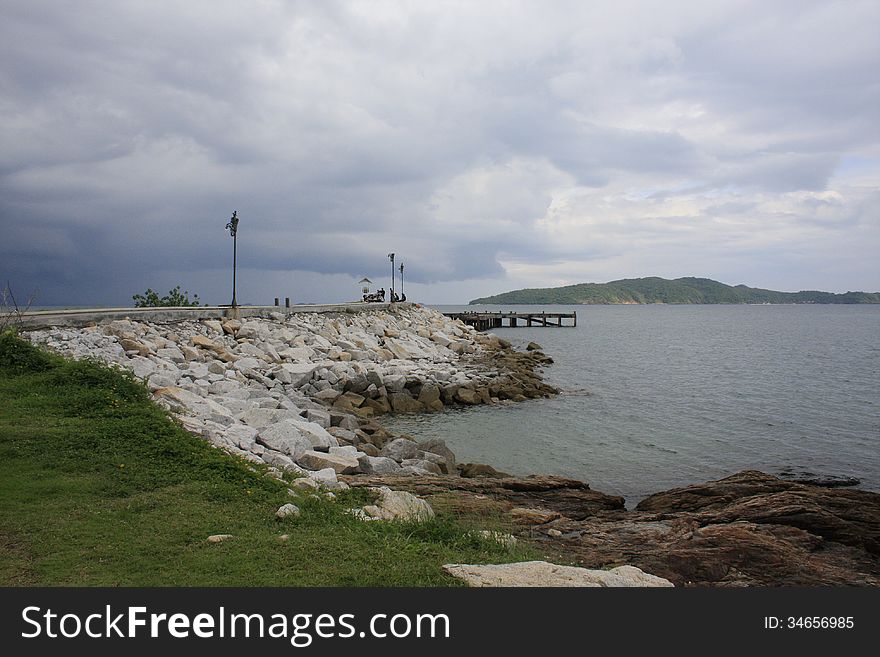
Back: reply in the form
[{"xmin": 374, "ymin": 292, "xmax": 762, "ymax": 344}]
[{"xmin": 444, "ymin": 311, "xmax": 576, "ymax": 331}]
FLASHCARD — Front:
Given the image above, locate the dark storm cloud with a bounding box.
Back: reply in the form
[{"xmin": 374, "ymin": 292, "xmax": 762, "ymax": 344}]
[{"xmin": 1, "ymin": 0, "xmax": 878, "ymax": 306}]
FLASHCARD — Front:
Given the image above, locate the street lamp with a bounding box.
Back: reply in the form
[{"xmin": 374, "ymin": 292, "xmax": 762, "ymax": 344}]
[
  {"xmin": 226, "ymin": 210, "xmax": 240, "ymax": 308},
  {"xmin": 388, "ymin": 253, "xmax": 395, "ymax": 302},
  {"xmin": 399, "ymin": 262, "xmax": 405, "ymax": 300}
]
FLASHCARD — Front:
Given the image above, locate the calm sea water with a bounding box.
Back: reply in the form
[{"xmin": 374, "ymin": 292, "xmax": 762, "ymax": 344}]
[{"xmin": 385, "ymin": 304, "xmax": 880, "ymax": 505}]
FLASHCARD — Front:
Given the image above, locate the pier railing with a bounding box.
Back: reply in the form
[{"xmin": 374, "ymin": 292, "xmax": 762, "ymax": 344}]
[{"xmin": 444, "ymin": 311, "xmax": 576, "ymax": 331}]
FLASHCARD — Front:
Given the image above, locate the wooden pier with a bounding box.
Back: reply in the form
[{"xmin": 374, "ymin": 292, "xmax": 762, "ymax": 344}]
[{"xmin": 444, "ymin": 311, "xmax": 577, "ymax": 331}]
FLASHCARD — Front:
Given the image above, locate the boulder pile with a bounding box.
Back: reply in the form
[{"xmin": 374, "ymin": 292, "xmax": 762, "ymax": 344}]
[{"xmin": 25, "ymin": 305, "xmax": 555, "ymax": 489}]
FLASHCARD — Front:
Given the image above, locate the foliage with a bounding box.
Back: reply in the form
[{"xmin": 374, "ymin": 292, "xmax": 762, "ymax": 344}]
[
  {"xmin": 470, "ymin": 277, "xmax": 880, "ymax": 305},
  {"xmin": 132, "ymin": 285, "xmax": 201, "ymax": 307},
  {"xmin": 0, "ymin": 330, "xmax": 59, "ymax": 373},
  {"xmin": 0, "ymin": 334, "xmax": 533, "ymax": 585}
]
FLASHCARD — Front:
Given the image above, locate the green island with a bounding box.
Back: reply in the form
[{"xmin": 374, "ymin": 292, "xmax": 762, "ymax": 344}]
[
  {"xmin": 470, "ymin": 277, "xmax": 880, "ymax": 305},
  {"xmin": 0, "ymin": 331, "xmax": 532, "ymax": 586}
]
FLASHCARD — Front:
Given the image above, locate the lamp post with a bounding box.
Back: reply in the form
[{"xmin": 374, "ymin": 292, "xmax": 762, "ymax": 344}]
[
  {"xmin": 226, "ymin": 210, "xmax": 240, "ymax": 308},
  {"xmin": 388, "ymin": 253, "xmax": 395, "ymax": 302},
  {"xmin": 399, "ymin": 262, "xmax": 404, "ymax": 300}
]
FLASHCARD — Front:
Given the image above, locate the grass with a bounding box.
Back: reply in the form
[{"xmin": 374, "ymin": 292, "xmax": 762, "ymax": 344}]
[{"xmin": 0, "ymin": 331, "xmax": 534, "ymax": 586}]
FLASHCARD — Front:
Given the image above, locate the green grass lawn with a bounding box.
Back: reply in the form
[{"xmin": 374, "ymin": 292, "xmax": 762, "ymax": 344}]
[{"xmin": 0, "ymin": 331, "xmax": 532, "ymax": 586}]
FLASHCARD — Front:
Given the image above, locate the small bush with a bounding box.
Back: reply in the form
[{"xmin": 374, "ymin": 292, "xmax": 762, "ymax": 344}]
[{"xmin": 132, "ymin": 286, "xmax": 201, "ymax": 307}]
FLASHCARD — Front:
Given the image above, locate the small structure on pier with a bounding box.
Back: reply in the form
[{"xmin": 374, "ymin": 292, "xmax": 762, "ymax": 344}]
[{"xmin": 444, "ymin": 310, "xmax": 577, "ymax": 331}]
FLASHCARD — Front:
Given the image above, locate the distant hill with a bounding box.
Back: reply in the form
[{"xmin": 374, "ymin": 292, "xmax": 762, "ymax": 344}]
[{"xmin": 469, "ymin": 277, "xmax": 880, "ymax": 305}]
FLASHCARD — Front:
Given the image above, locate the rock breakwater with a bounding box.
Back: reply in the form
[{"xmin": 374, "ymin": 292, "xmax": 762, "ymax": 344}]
[{"xmin": 25, "ymin": 304, "xmax": 555, "ymax": 489}]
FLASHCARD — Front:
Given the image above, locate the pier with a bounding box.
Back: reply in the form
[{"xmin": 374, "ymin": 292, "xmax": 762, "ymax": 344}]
[{"xmin": 444, "ymin": 311, "xmax": 577, "ymax": 331}]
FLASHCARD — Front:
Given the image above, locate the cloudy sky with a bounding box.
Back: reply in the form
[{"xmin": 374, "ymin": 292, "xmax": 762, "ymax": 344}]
[{"xmin": 2, "ymin": 0, "xmax": 878, "ymax": 306}]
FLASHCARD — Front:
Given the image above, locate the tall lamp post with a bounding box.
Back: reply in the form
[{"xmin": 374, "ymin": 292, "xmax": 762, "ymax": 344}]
[
  {"xmin": 388, "ymin": 253, "xmax": 395, "ymax": 302},
  {"xmin": 399, "ymin": 263, "xmax": 404, "ymax": 300},
  {"xmin": 226, "ymin": 210, "xmax": 240, "ymax": 308}
]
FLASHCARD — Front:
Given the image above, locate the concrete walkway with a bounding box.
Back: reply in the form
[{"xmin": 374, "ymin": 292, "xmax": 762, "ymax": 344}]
[{"xmin": 9, "ymin": 302, "xmax": 409, "ymax": 330}]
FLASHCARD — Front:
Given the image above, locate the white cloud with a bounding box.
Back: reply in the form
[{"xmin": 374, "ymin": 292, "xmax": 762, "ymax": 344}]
[{"xmin": 1, "ymin": 0, "xmax": 878, "ymax": 305}]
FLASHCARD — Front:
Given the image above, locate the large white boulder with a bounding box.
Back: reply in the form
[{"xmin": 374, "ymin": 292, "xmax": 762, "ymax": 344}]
[
  {"xmin": 256, "ymin": 420, "xmax": 314, "ymax": 459},
  {"xmin": 359, "ymin": 487, "xmax": 434, "ymax": 522},
  {"xmin": 441, "ymin": 562, "xmax": 674, "ymax": 587}
]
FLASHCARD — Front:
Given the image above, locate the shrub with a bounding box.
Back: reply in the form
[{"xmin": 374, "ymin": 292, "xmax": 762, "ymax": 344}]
[{"xmin": 132, "ymin": 286, "xmax": 201, "ymax": 307}]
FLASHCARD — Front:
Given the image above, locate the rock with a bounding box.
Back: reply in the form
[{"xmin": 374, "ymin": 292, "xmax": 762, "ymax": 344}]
[
  {"xmin": 357, "ymin": 455, "xmax": 403, "ymax": 475},
  {"xmin": 202, "ymin": 320, "xmax": 223, "ymax": 333},
  {"xmin": 233, "ymin": 357, "xmax": 264, "ymax": 374},
  {"xmin": 221, "ymin": 319, "xmax": 241, "ymax": 334},
  {"xmin": 290, "ymin": 477, "xmax": 320, "ymax": 491},
  {"xmin": 256, "ymin": 420, "xmax": 313, "ymax": 459},
  {"xmin": 207, "ymin": 534, "xmax": 234, "ymax": 543},
  {"xmin": 238, "ymin": 407, "xmax": 302, "ymax": 429},
  {"xmin": 261, "ymin": 450, "xmax": 309, "ymax": 475},
  {"xmin": 179, "ymin": 345, "xmax": 202, "ymax": 362},
  {"xmin": 455, "ymin": 387, "xmax": 481, "ymax": 405},
  {"xmin": 362, "ymin": 397, "xmax": 392, "ymax": 414},
  {"xmin": 153, "ymin": 386, "xmax": 204, "ymax": 410},
  {"xmin": 417, "ymin": 384, "xmax": 441, "ymax": 406},
  {"xmin": 547, "ymin": 528, "xmax": 563, "ymax": 537},
  {"xmin": 473, "ymin": 530, "xmax": 518, "ymax": 549},
  {"xmin": 359, "ymin": 487, "xmax": 434, "ymax": 522},
  {"xmin": 442, "ymin": 562, "xmax": 673, "ymax": 587},
  {"xmin": 430, "ymin": 332, "xmax": 452, "ymax": 347},
  {"xmin": 635, "ymin": 470, "xmax": 880, "ymax": 557},
  {"xmin": 192, "ymin": 335, "xmax": 223, "ymax": 351},
  {"xmin": 509, "ymin": 507, "xmax": 563, "ymax": 524},
  {"xmin": 119, "ymin": 338, "xmax": 152, "ymax": 356},
  {"xmin": 417, "ymin": 438, "xmax": 457, "ymax": 474},
  {"xmin": 289, "ymin": 420, "xmax": 337, "ymax": 450},
  {"xmin": 379, "ymin": 437, "xmax": 420, "ymax": 461},
  {"xmin": 275, "ymin": 503, "xmax": 301, "ymax": 520},
  {"xmin": 458, "ymin": 462, "xmax": 511, "ymax": 478},
  {"xmin": 314, "ymin": 388, "xmax": 341, "ymax": 402},
  {"xmin": 526, "ymin": 341, "xmax": 543, "ymax": 351},
  {"xmin": 303, "ymin": 408, "xmax": 332, "ymax": 428},
  {"xmin": 338, "ymin": 391, "xmax": 366, "ymax": 408},
  {"xmin": 308, "ymin": 468, "xmax": 349, "ymax": 492},
  {"xmin": 388, "ymin": 392, "xmax": 424, "ymax": 413},
  {"xmin": 383, "ymin": 374, "xmax": 407, "ymax": 393},
  {"xmin": 344, "ymin": 373, "xmax": 370, "ymax": 394},
  {"xmin": 341, "ymin": 473, "xmax": 624, "ymax": 520},
  {"xmin": 276, "ymin": 363, "xmax": 318, "ymax": 387},
  {"xmin": 127, "ymin": 356, "xmax": 156, "ymax": 379},
  {"xmin": 401, "ymin": 458, "xmax": 443, "ymax": 475},
  {"xmin": 297, "ymin": 449, "xmax": 360, "ymax": 474}
]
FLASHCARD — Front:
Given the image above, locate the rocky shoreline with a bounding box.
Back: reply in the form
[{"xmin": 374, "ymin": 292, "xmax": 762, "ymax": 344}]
[
  {"xmin": 24, "ymin": 304, "xmax": 880, "ymax": 586},
  {"xmin": 25, "ymin": 304, "xmax": 556, "ymax": 493}
]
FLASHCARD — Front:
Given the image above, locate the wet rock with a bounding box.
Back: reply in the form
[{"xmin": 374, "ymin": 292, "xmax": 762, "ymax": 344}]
[
  {"xmin": 388, "ymin": 392, "xmax": 424, "ymax": 413},
  {"xmin": 417, "ymin": 438, "xmax": 457, "ymax": 475},
  {"xmin": 458, "ymin": 463, "xmax": 511, "ymax": 479},
  {"xmin": 379, "ymin": 437, "xmax": 420, "ymax": 462}
]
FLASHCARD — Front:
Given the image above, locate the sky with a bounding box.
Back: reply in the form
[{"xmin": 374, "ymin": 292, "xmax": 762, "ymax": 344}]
[{"xmin": 1, "ymin": 0, "xmax": 878, "ymax": 306}]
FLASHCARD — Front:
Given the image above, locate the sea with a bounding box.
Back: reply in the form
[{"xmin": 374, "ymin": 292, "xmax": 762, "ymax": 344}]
[{"xmin": 384, "ymin": 304, "xmax": 880, "ymax": 506}]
